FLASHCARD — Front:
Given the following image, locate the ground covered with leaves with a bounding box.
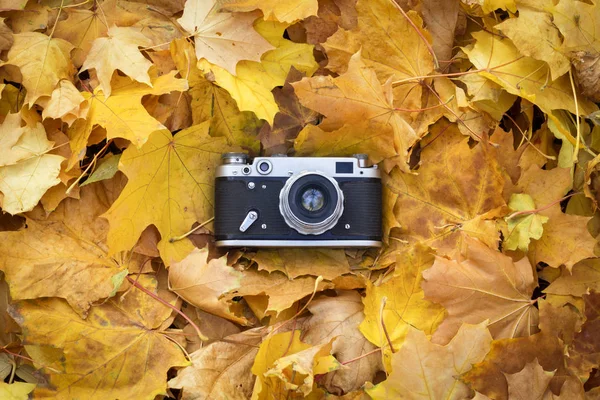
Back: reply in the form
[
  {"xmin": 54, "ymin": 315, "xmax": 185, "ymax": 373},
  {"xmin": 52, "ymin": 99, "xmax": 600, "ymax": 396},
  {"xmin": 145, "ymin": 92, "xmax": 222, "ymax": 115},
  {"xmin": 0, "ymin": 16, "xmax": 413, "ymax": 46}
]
[{"xmin": 1, "ymin": 0, "xmax": 600, "ymax": 398}]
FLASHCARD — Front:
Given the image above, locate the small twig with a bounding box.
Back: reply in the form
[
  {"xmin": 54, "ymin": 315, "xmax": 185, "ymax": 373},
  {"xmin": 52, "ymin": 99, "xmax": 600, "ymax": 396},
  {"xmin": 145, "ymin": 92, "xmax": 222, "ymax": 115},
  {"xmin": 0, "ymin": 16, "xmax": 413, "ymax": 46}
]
[
  {"xmin": 66, "ymin": 140, "xmax": 112, "ymax": 195},
  {"xmin": 169, "ymin": 217, "xmax": 215, "ymax": 242},
  {"xmin": 507, "ymin": 192, "xmax": 579, "ymax": 219},
  {"xmin": 126, "ymin": 275, "xmax": 208, "ymax": 341},
  {"xmin": 569, "ymin": 69, "xmax": 581, "ymax": 163},
  {"xmin": 380, "ymin": 297, "xmax": 396, "ymax": 353},
  {"xmin": 341, "ymin": 348, "xmax": 382, "ymax": 366}
]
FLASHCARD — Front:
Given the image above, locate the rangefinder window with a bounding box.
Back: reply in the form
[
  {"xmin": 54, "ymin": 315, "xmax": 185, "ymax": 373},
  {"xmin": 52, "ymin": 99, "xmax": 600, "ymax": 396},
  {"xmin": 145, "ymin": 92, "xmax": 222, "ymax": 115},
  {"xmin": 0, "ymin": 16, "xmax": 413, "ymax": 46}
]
[{"xmin": 214, "ymin": 154, "xmax": 382, "ymax": 248}]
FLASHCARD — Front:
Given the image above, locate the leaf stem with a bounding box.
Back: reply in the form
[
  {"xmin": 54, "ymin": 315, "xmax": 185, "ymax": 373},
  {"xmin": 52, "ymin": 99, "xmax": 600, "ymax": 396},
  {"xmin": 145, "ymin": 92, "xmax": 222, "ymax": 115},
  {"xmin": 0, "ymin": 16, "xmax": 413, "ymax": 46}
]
[
  {"xmin": 506, "ymin": 192, "xmax": 579, "ymax": 219},
  {"xmin": 380, "ymin": 297, "xmax": 396, "ymax": 354},
  {"xmin": 169, "ymin": 217, "xmax": 214, "ymax": 242},
  {"xmin": 569, "ymin": 69, "xmax": 581, "ymax": 163},
  {"xmin": 125, "ymin": 275, "xmax": 208, "ymax": 341}
]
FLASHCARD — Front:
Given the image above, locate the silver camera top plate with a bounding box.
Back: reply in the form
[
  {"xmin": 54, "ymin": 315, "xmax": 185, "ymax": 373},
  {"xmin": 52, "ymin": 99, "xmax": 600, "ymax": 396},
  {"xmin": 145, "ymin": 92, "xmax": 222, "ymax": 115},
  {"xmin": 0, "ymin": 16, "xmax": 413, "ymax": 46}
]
[{"xmin": 215, "ymin": 156, "xmax": 381, "ymax": 179}]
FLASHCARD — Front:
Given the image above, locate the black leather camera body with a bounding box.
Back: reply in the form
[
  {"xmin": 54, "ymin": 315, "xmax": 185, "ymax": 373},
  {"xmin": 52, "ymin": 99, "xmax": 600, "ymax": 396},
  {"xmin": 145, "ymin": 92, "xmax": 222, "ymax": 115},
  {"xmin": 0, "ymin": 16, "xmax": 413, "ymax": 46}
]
[{"xmin": 214, "ymin": 153, "xmax": 382, "ymax": 247}]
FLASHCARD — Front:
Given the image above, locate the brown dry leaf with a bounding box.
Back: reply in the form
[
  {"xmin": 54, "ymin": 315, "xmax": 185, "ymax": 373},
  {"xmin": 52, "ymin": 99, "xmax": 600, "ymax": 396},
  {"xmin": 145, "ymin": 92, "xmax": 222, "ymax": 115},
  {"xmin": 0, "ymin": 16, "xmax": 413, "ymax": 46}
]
[
  {"xmin": 545, "ymin": 259, "xmax": 600, "ymax": 298},
  {"xmin": 462, "ymin": 333, "xmax": 568, "ymax": 400},
  {"xmin": 367, "ymin": 322, "xmax": 493, "ymax": 399},
  {"xmin": 2, "ymin": 32, "xmax": 74, "ymax": 107},
  {"xmin": 168, "ymin": 328, "xmax": 265, "ymax": 400},
  {"xmin": 386, "ymin": 123, "xmax": 505, "ymax": 255},
  {"xmin": 252, "ymin": 248, "xmax": 351, "ymax": 280},
  {"xmin": 300, "ymin": 291, "xmax": 383, "ymax": 394},
  {"xmin": 292, "ymin": 51, "xmax": 417, "ymax": 171},
  {"xmin": 178, "ymin": 0, "xmax": 273, "ymax": 75},
  {"xmin": 0, "ymin": 17, "xmax": 13, "ymax": 52},
  {"xmin": 503, "ymin": 359, "xmax": 556, "ymax": 400},
  {"xmin": 10, "ymin": 275, "xmax": 188, "ymax": 400},
  {"xmin": 420, "ymin": 0, "xmax": 459, "ymax": 63},
  {"xmin": 258, "ymin": 68, "xmax": 318, "ymax": 155},
  {"xmin": 168, "ymin": 247, "xmax": 247, "ymax": 325},
  {"xmin": 529, "ymin": 208, "xmax": 596, "ymax": 271},
  {"xmin": 0, "ymin": 181, "xmax": 128, "ymax": 315},
  {"xmin": 422, "ymin": 236, "xmax": 538, "ymax": 344},
  {"xmin": 538, "ymin": 299, "xmax": 583, "ymax": 347},
  {"xmin": 567, "ymin": 291, "xmax": 600, "ymax": 379},
  {"xmin": 224, "ymin": 269, "xmax": 334, "ymax": 316}
]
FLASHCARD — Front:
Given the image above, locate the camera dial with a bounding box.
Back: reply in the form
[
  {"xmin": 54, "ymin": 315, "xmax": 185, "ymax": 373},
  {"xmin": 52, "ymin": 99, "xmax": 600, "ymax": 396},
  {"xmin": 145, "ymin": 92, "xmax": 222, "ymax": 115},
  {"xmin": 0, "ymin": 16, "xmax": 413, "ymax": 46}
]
[
  {"xmin": 279, "ymin": 171, "xmax": 344, "ymax": 235},
  {"xmin": 221, "ymin": 153, "xmax": 248, "ymax": 165}
]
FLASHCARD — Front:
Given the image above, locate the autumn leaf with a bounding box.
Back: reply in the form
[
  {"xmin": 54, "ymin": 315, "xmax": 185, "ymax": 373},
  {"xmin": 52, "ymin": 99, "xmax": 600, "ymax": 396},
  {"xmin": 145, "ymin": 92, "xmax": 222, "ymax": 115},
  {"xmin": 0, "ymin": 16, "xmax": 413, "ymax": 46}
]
[
  {"xmin": 81, "ymin": 26, "xmax": 153, "ymax": 98},
  {"xmin": 222, "ymin": 0, "xmax": 319, "ymax": 23},
  {"xmin": 0, "ymin": 382, "xmax": 35, "ymax": 400},
  {"xmin": 168, "ymin": 247, "xmax": 246, "ymax": 324},
  {"xmin": 1, "ymin": 32, "xmax": 74, "ymax": 106},
  {"xmin": 177, "ymin": 0, "xmax": 273, "ymax": 75},
  {"xmin": 103, "ymin": 122, "xmax": 231, "ymax": 265},
  {"xmin": 545, "ymin": 259, "xmax": 600, "ymax": 297},
  {"xmin": 197, "ymin": 18, "xmax": 318, "ymax": 123},
  {"xmin": 504, "ymin": 194, "xmax": 549, "ymax": 252},
  {"xmin": 67, "ymin": 70, "xmax": 188, "ymax": 167},
  {"xmin": 566, "ymin": 291, "xmax": 600, "ymax": 379},
  {"xmin": 385, "ymin": 123, "xmax": 505, "ymax": 254},
  {"xmin": 300, "ymin": 291, "xmax": 383, "ymax": 394},
  {"xmin": 422, "ymin": 236, "xmax": 538, "ymax": 343},
  {"xmin": 293, "ymin": 51, "xmax": 418, "ymax": 171},
  {"xmin": 367, "ymin": 322, "xmax": 493, "ymax": 399},
  {"xmin": 360, "ymin": 243, "xmax": 445, "ymax": 370},
  {"xmin": 0, "ymin": 114, "xmax": 64, "ymax": 214},
  {"xmin": 0, "ymin": 181, "xmax": 129, "ymax": 315},
  {"xmin": 168, "ymin": 328, "xmax": 265, "ymax": 400},
  {"xmin": 251, "ymin": 248, "xmax": 351, "ymax": 280},
  {"xmin": 503, "ymin": 359, "xmax": 556, "ymax": 400},
  {"xmin": 10, "ymin": 275, "xmax": 188, "ymax": 399}
]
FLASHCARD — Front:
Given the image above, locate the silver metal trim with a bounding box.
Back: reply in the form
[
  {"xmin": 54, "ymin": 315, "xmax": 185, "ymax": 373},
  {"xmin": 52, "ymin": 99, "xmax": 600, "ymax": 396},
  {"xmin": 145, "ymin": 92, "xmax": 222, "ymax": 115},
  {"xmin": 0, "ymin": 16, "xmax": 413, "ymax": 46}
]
[
  {"xmin": 216, "ymin": 156, "xmax": 381, "ymax": 179},
  {"xmin": 215, "ymin": 240, "xmax": 382, "ymax": 248},
  {"xmin": 279, "ymin": 171, "xmax": 344, "ymax": 235}
]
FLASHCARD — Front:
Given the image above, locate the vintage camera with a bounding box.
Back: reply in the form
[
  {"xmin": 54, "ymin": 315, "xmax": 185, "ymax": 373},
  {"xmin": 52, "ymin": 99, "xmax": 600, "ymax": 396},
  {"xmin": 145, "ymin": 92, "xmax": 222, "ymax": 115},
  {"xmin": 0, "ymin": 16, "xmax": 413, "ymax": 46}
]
[{"xmin": 214, "ymin": 153, "xmax": 382, "ymax": 247}]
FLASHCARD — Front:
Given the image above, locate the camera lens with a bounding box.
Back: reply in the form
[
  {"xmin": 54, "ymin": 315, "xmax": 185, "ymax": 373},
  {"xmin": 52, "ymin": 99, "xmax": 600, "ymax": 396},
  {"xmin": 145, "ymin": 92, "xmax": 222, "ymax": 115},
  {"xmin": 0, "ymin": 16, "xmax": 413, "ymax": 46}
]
[
  {"xmin": 279, "ymin": 172, "xmax": 344, "ymax": 235},
  {"xmin": 300, "ymin": 187, "xmax": 325, "ymax": 212}
]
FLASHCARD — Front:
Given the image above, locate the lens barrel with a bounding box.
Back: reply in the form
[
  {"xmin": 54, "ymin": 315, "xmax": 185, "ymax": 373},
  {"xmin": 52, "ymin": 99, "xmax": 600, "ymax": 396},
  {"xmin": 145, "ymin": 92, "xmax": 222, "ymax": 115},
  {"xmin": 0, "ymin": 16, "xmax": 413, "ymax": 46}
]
[{"xmin": 279, "ymin": 171, "xmax": 344, "ymax": 235}]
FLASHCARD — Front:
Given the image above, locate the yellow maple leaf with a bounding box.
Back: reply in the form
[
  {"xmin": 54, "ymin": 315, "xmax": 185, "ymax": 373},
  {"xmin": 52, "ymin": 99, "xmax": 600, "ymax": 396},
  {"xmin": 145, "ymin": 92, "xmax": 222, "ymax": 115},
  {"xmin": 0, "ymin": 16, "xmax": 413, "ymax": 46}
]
[
  {"xmin": 385, "ymin": 123, "xmax": 505, "ymax": 253},
  {"xmin": 463, "ymin": 30, "xmax": 597, "ymax": 116},
  {"xmin": 10, "ymin": 275, "xmax": 188, "ymax": 400},
  {"xmin": 251, "ymin": 331, "xmax": 338, "ymax": 399},
  {"xmin": 81, "ymin": 26, "xmax": 153, "ymax": 98},
  {"xmin": 0, "ymin": 182, "xmax": 131, "ymax": 314},
  {"xmin": 198, "ymin": 18, "xmax": 318, "ymax": 123},
  {"xmin": 178, "ymin": 0, "xmax": 273, "ymax": 75},
  {"xmin": 251, "ymin": 248, "xmax": 351, "ymax": 280},
  {"xmin": 103, "ymin": 122, "xmax": 232, "ymax": 265},
  {"xmin": 67, "ymin": 70, "xmax": 188, "ymax": 168},
  {"xmin": 360, "ymin": 244, "xmax": 445, "ymax": 371},
  {"xmin": 367, "ymin": 322, "xmax": 493, "ymax": 400},
  {"xmin": 222, "ymin": 0, "xmax": 318, "ymax": 23},
  {"xmin": 0, "ymin": 115, "xmax": 64, "ymax": 214},
  {"xmin": 293, "ymin": 52, "xmax": 418, "ymax": 172},
  {"xmin": 170, "ymin": 38, "xmax": 262, "ymax": 153},
  {"xmin": 38, "ymin": 79, "xmax": 88, "ymax": 124},
  {"xmin": 0, "ymin": 382, "xmax": 35, "ymax": 400},
  {"xmin": 1, "ymin": 32, "xmax": 74, "ymax": 106}
]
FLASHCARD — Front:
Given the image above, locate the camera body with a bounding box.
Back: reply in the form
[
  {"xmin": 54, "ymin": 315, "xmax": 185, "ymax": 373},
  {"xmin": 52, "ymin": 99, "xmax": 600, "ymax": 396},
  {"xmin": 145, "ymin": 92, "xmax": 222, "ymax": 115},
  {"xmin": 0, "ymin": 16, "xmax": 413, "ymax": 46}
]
[{"xmin": 214, "ymin": 153, "xmax": 382, "ymax": 247}]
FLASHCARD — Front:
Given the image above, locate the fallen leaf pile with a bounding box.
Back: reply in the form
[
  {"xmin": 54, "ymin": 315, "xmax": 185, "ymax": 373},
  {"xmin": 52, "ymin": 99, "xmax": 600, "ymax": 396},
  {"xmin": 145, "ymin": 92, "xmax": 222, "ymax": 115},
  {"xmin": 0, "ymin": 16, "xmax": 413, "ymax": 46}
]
[{"xmin": 1, "ymin": 0, "xmax": 600, "ymax": 399}]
